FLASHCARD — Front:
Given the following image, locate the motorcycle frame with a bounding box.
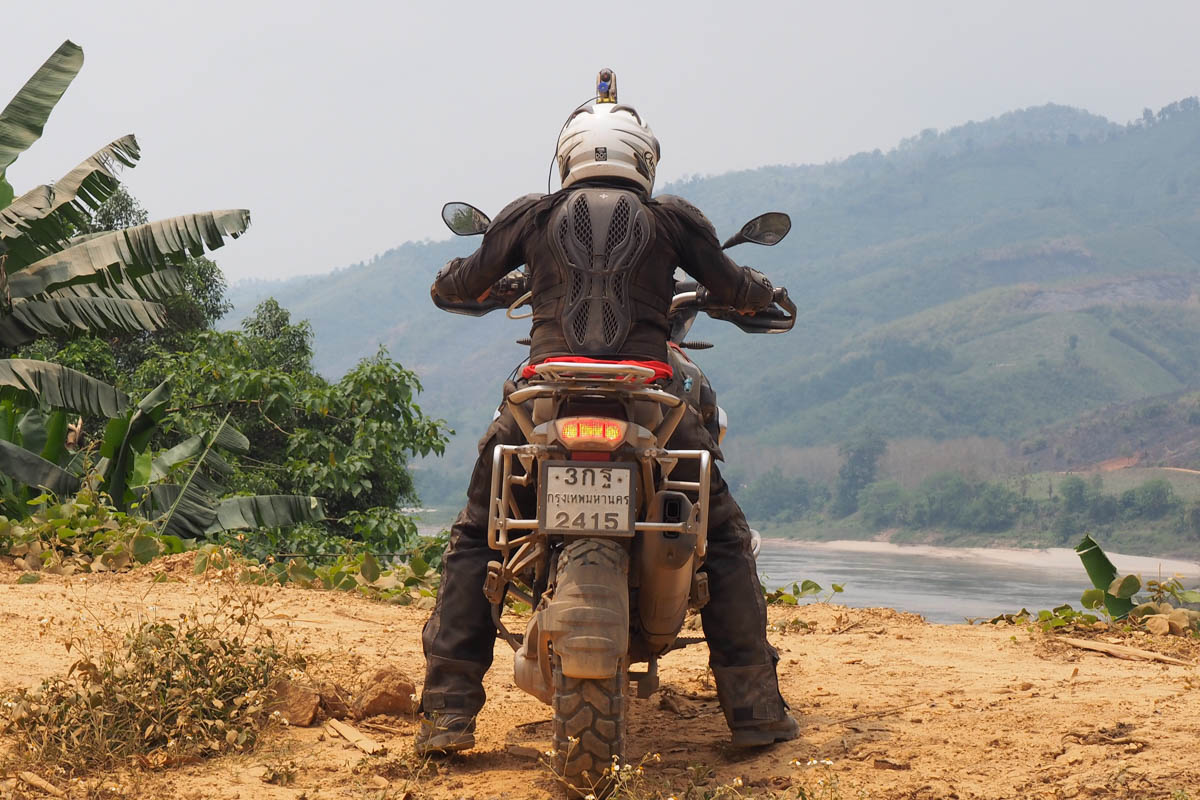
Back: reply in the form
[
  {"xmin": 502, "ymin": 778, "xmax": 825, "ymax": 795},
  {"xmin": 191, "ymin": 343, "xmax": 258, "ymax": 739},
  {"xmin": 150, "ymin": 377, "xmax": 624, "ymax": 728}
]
[{"xmin": 484, "ymin": 363, "xmax": 712, "ymax": 649}]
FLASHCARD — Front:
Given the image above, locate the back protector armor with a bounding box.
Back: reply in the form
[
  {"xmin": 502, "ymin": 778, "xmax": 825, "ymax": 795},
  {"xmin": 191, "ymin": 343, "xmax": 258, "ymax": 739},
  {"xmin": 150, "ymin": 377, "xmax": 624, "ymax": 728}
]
[{"xmin": 548, "ymin": 188, "xmax": 654, "ymax": 355}]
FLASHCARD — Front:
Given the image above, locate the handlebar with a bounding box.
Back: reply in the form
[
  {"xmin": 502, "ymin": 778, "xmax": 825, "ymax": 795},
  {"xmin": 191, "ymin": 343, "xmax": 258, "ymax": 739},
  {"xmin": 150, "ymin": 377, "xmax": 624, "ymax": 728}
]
[{"xmin": 669, "ymin": 286, "xmax": 796, "ymax": 334}]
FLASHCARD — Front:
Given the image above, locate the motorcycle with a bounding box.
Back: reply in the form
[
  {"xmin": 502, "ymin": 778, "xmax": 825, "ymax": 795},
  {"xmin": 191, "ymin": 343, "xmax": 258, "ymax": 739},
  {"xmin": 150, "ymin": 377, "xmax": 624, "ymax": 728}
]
[{"xmin": 437, "ymin": 201, "xmax": 795, "ymax": 790}]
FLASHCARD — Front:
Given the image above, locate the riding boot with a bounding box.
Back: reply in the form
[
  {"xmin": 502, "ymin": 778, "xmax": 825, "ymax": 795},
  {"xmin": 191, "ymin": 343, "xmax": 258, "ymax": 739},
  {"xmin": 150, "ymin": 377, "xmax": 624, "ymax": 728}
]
[
  {"xmin": 711, "ymin": 663, "xmax": 799, "ymax": 747},
  {"xmin": 416, "ymin": 655, "xmax": 486, "ymax": 755},
  {"xmin": 669, "ymin": 410, "xmax": 796, "ymax": 746},
  {"xmin": 417, "ymin": 404, "xmax": 530, "ymax": 755}
]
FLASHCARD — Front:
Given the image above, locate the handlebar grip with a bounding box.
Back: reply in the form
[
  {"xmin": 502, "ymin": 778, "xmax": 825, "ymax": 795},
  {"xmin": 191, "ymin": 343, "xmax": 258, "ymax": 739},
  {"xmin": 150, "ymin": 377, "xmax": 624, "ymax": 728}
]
[{"xmin": 774, "ymin": 287, "xmax": 796, "ymax": 320}]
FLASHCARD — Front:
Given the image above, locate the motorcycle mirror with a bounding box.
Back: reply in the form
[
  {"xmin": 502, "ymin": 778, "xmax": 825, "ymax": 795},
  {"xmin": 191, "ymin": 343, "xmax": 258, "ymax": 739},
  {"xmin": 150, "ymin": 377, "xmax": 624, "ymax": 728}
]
[
  {"xmin": 441, "ymin": 202, "xmax": 492, "ymax": 236},
  {"xmin": 720, "ymin": 212, "xmax": 791, "ymax": 249}
]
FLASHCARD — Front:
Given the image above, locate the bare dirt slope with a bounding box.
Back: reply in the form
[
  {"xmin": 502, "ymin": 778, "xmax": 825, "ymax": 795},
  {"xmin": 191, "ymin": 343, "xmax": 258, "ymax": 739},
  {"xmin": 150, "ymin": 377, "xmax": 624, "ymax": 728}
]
[{"xmin": 1, "ymin": 559, "xmax": 1198, "ymax": 800}]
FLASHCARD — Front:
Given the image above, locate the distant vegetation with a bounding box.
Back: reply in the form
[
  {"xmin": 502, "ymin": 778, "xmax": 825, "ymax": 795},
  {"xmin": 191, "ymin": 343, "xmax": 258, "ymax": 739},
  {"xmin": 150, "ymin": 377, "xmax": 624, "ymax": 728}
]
[{"xmin": 742, "ymin": 429, "xmax": 1200, "ymax": 557}]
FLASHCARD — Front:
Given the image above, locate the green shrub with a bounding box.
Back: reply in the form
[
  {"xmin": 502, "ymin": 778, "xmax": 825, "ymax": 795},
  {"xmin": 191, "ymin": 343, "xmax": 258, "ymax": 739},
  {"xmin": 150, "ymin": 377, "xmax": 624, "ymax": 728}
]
[
  {"xmin": 1059, "ymin": 475, "xmax": 1088, "ymax": 513},
  {"xmin": 961, "ymin": 483, "xmax": 1020, "ymax": 532},
  {"xmin": 858, "ymin": 480, "xmax": 908, "ymax": 528},
  {"xmin": 1133, "ymin": 478, "xmax": 1175, "ymax": 519}
]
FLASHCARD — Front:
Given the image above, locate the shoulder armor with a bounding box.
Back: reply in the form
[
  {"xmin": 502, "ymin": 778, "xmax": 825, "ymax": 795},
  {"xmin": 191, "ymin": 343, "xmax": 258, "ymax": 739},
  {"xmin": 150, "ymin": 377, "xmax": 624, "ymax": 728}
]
[
  {"xmin": 653, "ymin": 194, "xmax": 718, "ymax": 239},
  {"xmin": 491, "ymin": 193, "xmax": 545, "ymax": 227}
]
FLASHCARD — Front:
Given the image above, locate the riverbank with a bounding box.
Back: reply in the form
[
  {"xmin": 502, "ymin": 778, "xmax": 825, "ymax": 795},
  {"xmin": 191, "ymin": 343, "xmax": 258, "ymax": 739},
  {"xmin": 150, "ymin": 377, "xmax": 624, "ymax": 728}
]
[
  {"xmin": 758, "ymin": 513, "xmax": 1200, "ymax": 561},
  {"xmin": 760, "ymin": 537, "xmax": 1200, "ymax": 577}
]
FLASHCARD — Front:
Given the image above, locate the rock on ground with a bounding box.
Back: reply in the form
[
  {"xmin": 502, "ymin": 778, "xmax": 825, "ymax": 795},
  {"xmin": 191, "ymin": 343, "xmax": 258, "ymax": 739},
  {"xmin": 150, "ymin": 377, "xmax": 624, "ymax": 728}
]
[{"xmin": 353, "ymin": 666, "xmax": 417, "ymax": 719}]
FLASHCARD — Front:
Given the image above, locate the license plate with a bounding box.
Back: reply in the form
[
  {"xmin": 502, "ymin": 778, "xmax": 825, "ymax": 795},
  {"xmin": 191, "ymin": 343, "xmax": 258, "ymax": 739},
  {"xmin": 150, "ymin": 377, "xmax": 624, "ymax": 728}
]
[{"xmin": 540, "ymin": 461, "xmax": 635, "ymax": 535}]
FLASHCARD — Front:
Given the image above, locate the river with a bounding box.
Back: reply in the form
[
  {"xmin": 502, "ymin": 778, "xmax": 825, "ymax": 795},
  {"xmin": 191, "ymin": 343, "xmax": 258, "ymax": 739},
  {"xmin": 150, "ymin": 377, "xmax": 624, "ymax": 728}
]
[{"xmin": 756, "ymin": 538, "xmax": 1200, "ymax": 624}]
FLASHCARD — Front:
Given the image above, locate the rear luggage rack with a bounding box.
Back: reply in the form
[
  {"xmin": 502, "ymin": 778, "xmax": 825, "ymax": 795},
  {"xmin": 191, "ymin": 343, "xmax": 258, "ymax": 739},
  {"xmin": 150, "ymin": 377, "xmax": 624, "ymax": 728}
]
[{"xmin": 531, "ymin": 361, "xmax": 658, "ymax": 383}]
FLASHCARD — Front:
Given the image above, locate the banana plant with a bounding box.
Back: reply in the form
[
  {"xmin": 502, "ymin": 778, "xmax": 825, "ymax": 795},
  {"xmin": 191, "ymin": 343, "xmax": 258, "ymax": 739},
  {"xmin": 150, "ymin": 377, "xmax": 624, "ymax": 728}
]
[
  {"xmin": 0, "ymin": 40, "xmax": 250, "ymax": 348},
  {"xmin": 130, "ymin": 410, "xmax": 325, "ymax": 538},
  {"xmin": 0, "ymin": 359, "xmax": 131, "ymax": 510}
]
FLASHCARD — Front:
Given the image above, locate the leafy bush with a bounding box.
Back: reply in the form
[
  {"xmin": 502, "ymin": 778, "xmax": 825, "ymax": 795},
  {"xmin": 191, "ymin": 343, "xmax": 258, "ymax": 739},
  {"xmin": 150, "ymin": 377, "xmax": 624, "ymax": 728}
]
[
  {"xmin": 857, "ymin": 480, "xmax": 908, "ymax": 528},
  {"xmin": 0, "ymin": 488, "xmax": 184, "ymax": 577},
  {"xmin": 133, "ymin": 301, "xmax": 449, "ymax": 535},
  {"xmin": 1059, "ymin": 475, "xmax": 1088, "ymax": 513},
  {"xmin": 960, "ymin": 482, "xmax": 1020, "ymax": 532},
  {"xmin": 740, "ymin": 467, "xmax": 823, "ymax": 521},
  {"xmin": 831, "ymin": 428, "xmax": 886, "ymax": 517},
  {"xmin": 1131, "ymin": 478, "xmax": 1175, "ymax": 519},
  {"xmin": 910, "ymin": 471, "xmax": 973, "ymax": 527},
  {"xmin": 2, "ymin": 594, "xmax": 300, "ymax": 775}
]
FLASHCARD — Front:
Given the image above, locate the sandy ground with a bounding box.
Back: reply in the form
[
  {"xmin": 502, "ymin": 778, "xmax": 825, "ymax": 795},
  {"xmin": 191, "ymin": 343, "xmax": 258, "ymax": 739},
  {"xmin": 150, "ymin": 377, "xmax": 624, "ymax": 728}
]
[{"xmin": 1, "ymin": 558, "xmax": 1198, "ymax": 800}]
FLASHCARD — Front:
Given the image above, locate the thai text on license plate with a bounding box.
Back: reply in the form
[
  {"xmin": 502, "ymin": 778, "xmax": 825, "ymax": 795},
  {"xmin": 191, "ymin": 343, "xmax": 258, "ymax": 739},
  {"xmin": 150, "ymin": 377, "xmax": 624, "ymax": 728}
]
[{"xmin": 541, "ymin": 462, "xmax": 635, "ymax": 534}]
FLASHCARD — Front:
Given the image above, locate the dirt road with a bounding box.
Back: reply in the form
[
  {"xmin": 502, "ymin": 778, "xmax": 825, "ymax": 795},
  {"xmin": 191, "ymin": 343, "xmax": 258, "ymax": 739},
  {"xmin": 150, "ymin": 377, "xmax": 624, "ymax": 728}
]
[{"xmin": 1, "ymin": 558, "xmax": 1197, "ymax": 799}]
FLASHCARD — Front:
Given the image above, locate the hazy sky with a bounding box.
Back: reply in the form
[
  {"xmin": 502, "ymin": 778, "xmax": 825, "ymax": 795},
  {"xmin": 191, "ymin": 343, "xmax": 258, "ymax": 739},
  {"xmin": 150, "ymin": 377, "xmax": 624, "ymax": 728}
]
[{"xmin": 5, "ymin": 1, "xmax": 1199, "ymax": 282}]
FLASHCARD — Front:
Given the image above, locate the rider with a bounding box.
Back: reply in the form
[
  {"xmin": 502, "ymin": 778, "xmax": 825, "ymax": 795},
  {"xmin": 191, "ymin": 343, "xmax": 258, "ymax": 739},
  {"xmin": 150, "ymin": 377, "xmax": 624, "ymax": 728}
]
[{"xmin": 418, "ymin": 86, "xmax": 798, "ymax": 755}]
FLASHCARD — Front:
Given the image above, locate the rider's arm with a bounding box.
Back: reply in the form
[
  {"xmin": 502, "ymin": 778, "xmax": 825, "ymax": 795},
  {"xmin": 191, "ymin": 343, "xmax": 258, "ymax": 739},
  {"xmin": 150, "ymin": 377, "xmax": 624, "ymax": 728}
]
[
  {"xmin": 654, "ymin": 195, "xmax": 776, "ymax": 312},
  {"xmin": 431, "ymin": 194, "xmax": 544, "ymax": 304}
]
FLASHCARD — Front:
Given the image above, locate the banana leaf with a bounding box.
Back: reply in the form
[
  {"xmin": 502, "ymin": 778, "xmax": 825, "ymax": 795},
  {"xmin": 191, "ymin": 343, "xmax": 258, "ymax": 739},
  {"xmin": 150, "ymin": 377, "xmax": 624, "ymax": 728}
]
[
  {"xmin": 1075, "ymin": 534, "xmax": 1135, "ymax": 618},
  {"xmin": 101, "ymin": 380, "xmax": 171, "ymax": 509},
  {"xmin": 9, "ymin": 209, "xmax": 251, "ymax": 300},
  {"xmin": 150, "ymin": 433, "xmax": 236, "ymax": 482},
  {"xmin": 0, "ymin": 438, "xmax": 79, "ymax": 497},
  {"xmin": 205, "ymin": 495, "xmax": 325, "ymax": 535},
  {"xmin": 40, "ymin": 409, "xmax": 67, "ymax": 465},
  {"xmin": 144, "ymin": 483, "xmax": 216, "ymax": 538},
  {"xmin": 0, "ymin": 358, "xmax": 128, "ymax": 417},
  {"xmin": 46, "ymin": 267, "xmax": 184, "ymax": 302},
  {"xmin": 149, "ymin": 435, "xmax": 204, "ymax": 481},
  {"xmin": 0, "ymin": 135, "xmax": 140, "ymax": 269},
  {"xmin": 17, "ymin": 407, "xmax": 47, "ymax": 454},
  {"xmin": 0, "ymin": 296, "xmax": 166, "ymax": 347},
  {"xmin": 0, "ymin": 41, "xmax": 83, "ymax": 176}
]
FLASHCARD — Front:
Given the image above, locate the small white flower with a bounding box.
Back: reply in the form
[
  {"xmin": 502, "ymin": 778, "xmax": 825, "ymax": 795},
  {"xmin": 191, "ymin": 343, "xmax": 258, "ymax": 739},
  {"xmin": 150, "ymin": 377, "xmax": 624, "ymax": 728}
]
[{"xmin": 732, "ymin": 777, "xmax": 743, "ymax": 788}]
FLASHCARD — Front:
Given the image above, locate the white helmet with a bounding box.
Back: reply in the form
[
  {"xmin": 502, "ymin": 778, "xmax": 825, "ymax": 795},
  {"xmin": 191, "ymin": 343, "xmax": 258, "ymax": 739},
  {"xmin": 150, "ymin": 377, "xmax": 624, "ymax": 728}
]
[{"xmin": 556, "ymin": 103, "xmax": 660, "ymax": 193}]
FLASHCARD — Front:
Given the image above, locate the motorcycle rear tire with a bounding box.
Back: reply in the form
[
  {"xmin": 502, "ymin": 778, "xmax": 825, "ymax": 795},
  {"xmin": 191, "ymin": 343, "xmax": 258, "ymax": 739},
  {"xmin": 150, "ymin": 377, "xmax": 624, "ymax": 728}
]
[
  {"xmin": 551, "ymin": 539, "xmax": 627, "ymax": 797},
  {"xmin": 552, "ymin": 660, "xmax": 625, "ymax": 797}
]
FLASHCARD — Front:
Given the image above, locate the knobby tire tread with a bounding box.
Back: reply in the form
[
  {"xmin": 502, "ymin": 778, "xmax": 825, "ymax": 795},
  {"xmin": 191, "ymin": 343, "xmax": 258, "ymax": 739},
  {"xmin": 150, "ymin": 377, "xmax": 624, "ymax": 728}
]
[{"xmin": 552, "ymin": 539, "xmax": 627, "ymax": 797}]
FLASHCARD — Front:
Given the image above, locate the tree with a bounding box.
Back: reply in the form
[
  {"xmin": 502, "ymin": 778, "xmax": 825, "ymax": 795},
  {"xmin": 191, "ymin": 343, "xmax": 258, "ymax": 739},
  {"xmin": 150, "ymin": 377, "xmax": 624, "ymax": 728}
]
[
  {"xmin": 858, "ymin": 480, "xmax": 907, "ymax": 528},
  {"xmin": 131, "ymin": 299, "xmax": 450, "ymax": 543},
  {"xmin": 831, "ymin": 428, "xmax": 887, "ymax": 517},
  {"xmin": 1059, "ymin": 475, "xmax": 1087, "ymax": 513},
  {"xmin": 0, "ymin": 41, "xmax": 254, "ymax": 522},
  {"xmin": 740, "ymin": 467, "xmax": 820, "ymax": 521},
  {"xmin": 0, "ymin": 41, "xmax": 248, "ymax": 351},
  {"xmin": 19, "ymin": 188, "xmax": 235, "ymax": 381}
]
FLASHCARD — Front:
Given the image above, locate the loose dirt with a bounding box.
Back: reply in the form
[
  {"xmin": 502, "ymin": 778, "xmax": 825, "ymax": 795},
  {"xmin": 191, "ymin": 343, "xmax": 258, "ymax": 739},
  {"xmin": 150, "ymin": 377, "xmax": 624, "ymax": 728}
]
[{"xmin": 1, "ymin": 559, "xmax": 1197, "ymax": 800}]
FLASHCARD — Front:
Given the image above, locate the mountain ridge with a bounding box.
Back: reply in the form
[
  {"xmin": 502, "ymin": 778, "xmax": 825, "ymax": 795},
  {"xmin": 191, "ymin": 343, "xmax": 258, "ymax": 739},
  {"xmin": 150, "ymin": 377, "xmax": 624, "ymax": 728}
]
[{"xmin": 225, "ymin": 97, "xmax": 1200, "ymax": 501}]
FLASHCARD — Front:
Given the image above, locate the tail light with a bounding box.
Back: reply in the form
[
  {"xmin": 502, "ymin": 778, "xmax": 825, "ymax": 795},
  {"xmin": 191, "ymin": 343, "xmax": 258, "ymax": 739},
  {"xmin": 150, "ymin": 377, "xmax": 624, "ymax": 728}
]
[{"xmin": 555, "ymin": 417, "xmax": 627, "ymax": 450}]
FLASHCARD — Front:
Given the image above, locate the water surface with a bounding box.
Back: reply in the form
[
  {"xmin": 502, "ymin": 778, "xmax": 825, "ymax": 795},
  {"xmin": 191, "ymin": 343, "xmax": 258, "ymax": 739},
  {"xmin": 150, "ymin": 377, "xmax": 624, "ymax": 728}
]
[{"xmin": 756, "ymin": 538, "xmax": 1200, "ymax": 624}]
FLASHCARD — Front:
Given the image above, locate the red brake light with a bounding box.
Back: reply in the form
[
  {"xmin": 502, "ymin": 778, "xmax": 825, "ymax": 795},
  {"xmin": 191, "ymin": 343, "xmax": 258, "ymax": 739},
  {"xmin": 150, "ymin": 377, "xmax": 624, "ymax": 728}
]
[{"xmin": 557, "ymin": 417, "xmax": 626, "ymax": 448}]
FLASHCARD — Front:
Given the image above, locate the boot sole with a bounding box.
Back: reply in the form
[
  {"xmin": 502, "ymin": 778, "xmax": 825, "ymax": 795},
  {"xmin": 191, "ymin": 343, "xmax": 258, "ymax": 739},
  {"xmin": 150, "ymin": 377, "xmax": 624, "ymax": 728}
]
[
  {"xmin": 415, "ymin": 732, "xmax": 476, "ymax": 756},
  {"xmin": 730, "ymin": 722, "xmax": 800, "ymax": 748}
]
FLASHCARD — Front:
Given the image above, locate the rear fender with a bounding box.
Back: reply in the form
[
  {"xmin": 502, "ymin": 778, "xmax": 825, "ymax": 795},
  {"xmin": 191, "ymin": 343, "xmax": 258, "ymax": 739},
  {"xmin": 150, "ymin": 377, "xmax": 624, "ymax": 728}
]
[{"xmin": 539, "ymin": 540, "xmax": 630, "ymax": 680}]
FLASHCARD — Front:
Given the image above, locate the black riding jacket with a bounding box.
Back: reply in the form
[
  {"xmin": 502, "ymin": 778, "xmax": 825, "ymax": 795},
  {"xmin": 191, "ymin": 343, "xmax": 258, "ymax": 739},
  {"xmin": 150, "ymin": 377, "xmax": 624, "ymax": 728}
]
[{"xmin": 432, "ymin": 179, "xmax": 775, "ymax": 364}]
